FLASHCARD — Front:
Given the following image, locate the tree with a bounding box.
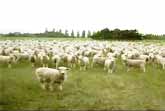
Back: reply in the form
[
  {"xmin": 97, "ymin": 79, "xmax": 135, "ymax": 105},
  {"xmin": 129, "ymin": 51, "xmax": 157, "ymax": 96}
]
[
  {"xmin": 45, "ymin": 28, "xmax": 48, "ymax": 33},
  {"xmin": 90, "ymin": 28, "xmax": 143, "ymax": 40},
  {"xmin": 52, "ymin": 28, "xmax": 55, "ymax": 32},
  {"xmin": 59, "ymin": 29, "xmax": 62, "ymax": 33},
  {"xmin": 71, "ymin": 30, "xmax": 75, "ymax": 37},
  {"xmin": 82, "ymin": 30, "xmax": 86, "ymax": 38},
  {"xmin": 87, "ymin": 30, "xmax": 91, "ymax": 37},
  {"xmin": 77, "ymin": 31, "xmax": 80, "ymax": 37},
  {"xmin": 64, "ymin": 30, "xmax": 69, "ymax": 37}
]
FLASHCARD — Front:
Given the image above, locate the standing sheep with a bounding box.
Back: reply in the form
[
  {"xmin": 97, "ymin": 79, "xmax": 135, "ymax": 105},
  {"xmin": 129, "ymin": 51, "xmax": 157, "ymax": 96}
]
[
  {"xmin": 104, "ymin": 57, "xmax": 116, "ymax": 73},
  {"xmin": 35, "ymin": 67, "xmax": 70, "ymax": 91}
]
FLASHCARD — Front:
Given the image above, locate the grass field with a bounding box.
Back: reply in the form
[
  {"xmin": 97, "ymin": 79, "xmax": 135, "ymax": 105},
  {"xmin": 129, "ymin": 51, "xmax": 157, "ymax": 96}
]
[{"xmin": 0, "ymin": 37, "xmax": 165, "ymax": 110}]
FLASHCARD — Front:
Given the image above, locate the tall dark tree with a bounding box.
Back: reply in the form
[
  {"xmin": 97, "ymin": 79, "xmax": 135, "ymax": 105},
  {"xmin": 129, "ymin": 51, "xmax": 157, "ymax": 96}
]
[
  {"xmin": 87, "ymin": 30, "xmax": 91, "ymax": 37},
  {"xmin": 59, "ymin": 29, "xmax": 62, "ymax": 33},
  {"xmin": 82, "ymin": 30, "xmax": 86, "ymax": 38},
  {"xmin": 71, "ymin": 30, "xmax": 75, "ymax": 37},
  {"xmin": 77, "ymin": 31, "xmax": 80, "ymax": 37},
  {"xmin": 45, "ymin": 28, "xmax": 48, "ymax": 33},
  {"xmin": 65, "ymin": 29, "xmax": 69, "ymax": 37},
  {"xmin": 52, "ymin": 28, "xmax": 55, "ymax": 32}
]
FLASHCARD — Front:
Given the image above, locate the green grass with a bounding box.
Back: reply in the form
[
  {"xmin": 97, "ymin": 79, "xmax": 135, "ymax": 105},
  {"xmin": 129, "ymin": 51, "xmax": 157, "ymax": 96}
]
[
  {"xmin": 1, "ymin": 58, "xmax": 165, "ymax": 110},
  {"xmin": 0, "ymin": 37, "xmax": 165, "ymax": 110}
]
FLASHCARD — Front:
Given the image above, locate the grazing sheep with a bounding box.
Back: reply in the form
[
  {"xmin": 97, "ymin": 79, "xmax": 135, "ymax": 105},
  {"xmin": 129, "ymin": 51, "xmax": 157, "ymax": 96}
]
[{"xmin": 35, "ymin": 67, "xmax": 70, "ymax": 91}]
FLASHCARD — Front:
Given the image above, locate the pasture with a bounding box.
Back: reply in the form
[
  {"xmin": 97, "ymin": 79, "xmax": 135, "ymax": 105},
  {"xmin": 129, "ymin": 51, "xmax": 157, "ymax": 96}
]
[{"xmin": 0, "ymin": 37, "xmax": 165, "ymax": 110}]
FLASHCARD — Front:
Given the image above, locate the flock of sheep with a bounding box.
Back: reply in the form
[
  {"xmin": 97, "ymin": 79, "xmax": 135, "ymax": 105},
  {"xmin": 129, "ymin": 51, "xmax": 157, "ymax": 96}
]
[{"xmin": 0, "ymin": 40, "xmax": 165, "ymax": 91}]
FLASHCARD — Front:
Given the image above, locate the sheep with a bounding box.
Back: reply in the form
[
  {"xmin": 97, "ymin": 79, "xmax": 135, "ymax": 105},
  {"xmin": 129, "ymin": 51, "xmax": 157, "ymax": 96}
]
[
  {"xmin": 123, "ymin": 59, "xmax": 146, "ymax": 72},
  {"xmin": 29, "ymin": 54, "xmax": 37, "ymax": 68},
  {"xmin": 37, "ymin": 52, "xmax": 50, "ymax": 67},
  {"xmin": 65, "ymin": 54, "xmax": 77, "ymax": 68},
  {"xmin": 52, "ymin": 54, "xmax": 61, "ymax": 69},
  {"xmin": 91, "ymin": 54, "xmax": 106, "ymax": 68},
  {"xmin": 104, "ymin": 57, "xmax": 116, "ymax": 73},
  {"xmin": 0, "ymin": 55, "xmax": 16, "ymax": 68},
  {"xmin": 154, "ymin": 55, "xmax": 165, "ymax": 69},
  {"xmin": 35, "ymin": 67, "xmax": 70, "ymax": 91},
  {"xmin": 77, "ymin": 55, "xmax": 90, "ymax": 70}
]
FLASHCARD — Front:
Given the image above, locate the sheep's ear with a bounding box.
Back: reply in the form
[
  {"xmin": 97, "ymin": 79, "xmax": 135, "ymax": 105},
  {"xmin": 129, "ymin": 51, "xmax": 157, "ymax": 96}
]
[{"xmin": 57, "ymin": 67, "xmax": 60, "ymax": 70}]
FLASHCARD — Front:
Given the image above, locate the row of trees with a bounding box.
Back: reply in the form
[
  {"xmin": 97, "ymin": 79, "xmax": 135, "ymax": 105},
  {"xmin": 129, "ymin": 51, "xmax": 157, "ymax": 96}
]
[
  {"xmin": 1, "ymin": 28, "xmax": 165, "ymax": 40},
  {"xmin": 1, "ymin": 29, "xmax": 92, "ymax": 38},
  {"xmin": 90, "ymin": 28, "xmax": 143, "ymax": 40}
]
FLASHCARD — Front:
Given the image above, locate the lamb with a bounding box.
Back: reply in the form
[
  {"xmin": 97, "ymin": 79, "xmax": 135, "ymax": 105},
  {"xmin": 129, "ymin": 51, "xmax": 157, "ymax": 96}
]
[
  {"xmin": 104, "ymin": 57, "xmax": 116, "ymax": 73},
  {"xmin": 123, "ymin": 59, "xmax": 146, "ymax": 72},
  {"xmin": 35, "ymin": 67, "xmax": 70, "ymax": 91}
]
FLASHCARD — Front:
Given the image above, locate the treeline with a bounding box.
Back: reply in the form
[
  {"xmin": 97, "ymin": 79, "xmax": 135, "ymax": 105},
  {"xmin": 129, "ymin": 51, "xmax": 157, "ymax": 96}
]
[
  {"xmin": 0, "ymin": 29, "xmax": 91, "ymax": 38},
  {"xmin": 0, "ymin": 28, "xmax": 165, "ymax": 40},
  {"xmin": 90, "ymin": 28, "xmax": 165, "ymax": 40}
]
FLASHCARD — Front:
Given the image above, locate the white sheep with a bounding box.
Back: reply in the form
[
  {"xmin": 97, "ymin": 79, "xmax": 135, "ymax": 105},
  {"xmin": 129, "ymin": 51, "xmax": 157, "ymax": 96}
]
[
  {"xmin": 35, "ymin": 67, "xmax": 70, "ymax": 91},
  {"xmin": 104, "ymin": 57, "xmax": 116, "ymax": 73},
  {"xmin": 52, "ymin": 54, "xmax": 61, "ymax": 69},
  {"xmin": 78, "ymin": 55, "xmax": 90, "ymax": 70},
  {"xmin": 154, "ymin": 55, "xmax": 165, "ymax": 69},
  {"xmin": 0, "ymin": 55, "xmax": 16, "ymax": 68},
  {"xmin": 91, "ymin": 54, "xmax": 106, "ymax": 68},
  {"xmin": 124, "ymin": 59, "xmax": 146, "ymax": 72}
]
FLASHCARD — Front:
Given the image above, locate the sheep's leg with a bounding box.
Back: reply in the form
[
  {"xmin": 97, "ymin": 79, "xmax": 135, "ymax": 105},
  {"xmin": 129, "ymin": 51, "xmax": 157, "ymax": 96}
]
[
  {"xmin": 32, "ymin": 63, "xmax": 34, "ymax": 68},
  {"xmin": 162, "ymin": 64, "xmax": 165, "ymax": 69},
  {"xmin": 86, "ymin": 65, "xmax": 88, "ymax": 70},
  {"xmin": 84, "ymin": 66, "xmax": 86, "ymax": 70},
  {"xmin": 8, "ymin": 64, "xmax": 11, "ymax": 68},
  {"xmin": 141, "ymin": 65, "xmax": 145, "ymax": 72},
  {"xmin": 59, "ymin": 85, "xmax": 63, "ymax": 91},
  {"xmin": 49, "ymin": 84, "xmax": 54, "ymax": 91},
  {"xmin": 56, "ymin": 63, "xmax": 58, "ymax": 69},
  {"xmin": 108, "ymin": 69, "xmax": 110, "ymax": 73},
  {"xmin": 127, "ymin": 67, "xmax": 130, "ymax": 72},
  {"xmin": 41, "ymin": 83, "xmax": 48, "ymax": 90},
  {"xmin": 143, "ymin": 67, "xmax": 146, "ymax": 72},
  {"xmin": 104, "ymin": 67, "xmax": 106, "ymax": 71},
  {"xmin": 91, "ymin": 61, "xmax": 94, "ymax": 68},
  {"xmin": 110, "ymin": 69, "xmax": 113, "ymax": 74}
]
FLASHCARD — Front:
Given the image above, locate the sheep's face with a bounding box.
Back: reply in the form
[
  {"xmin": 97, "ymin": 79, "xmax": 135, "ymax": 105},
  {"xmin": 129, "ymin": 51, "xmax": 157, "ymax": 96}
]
[{"xmin": 58, "ymin": 67, "xmax": 70, "ymax": 75}]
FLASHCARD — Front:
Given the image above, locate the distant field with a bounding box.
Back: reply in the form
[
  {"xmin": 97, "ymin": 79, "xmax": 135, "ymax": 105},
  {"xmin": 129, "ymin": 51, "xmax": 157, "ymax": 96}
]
[
  {"xmin": 0, "ymin": 36, "xmax": 165, "ymax": 44},
  {"xmin": 0, "ymin": 37, "xmax": 165, "ymax": 110},
  {"xmin": 0, "ymin": 36, "xmax": 92, "ymax": 41}
]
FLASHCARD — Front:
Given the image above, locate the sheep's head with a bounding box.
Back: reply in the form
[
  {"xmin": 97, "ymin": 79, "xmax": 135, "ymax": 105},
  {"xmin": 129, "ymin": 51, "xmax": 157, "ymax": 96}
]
[{"xmin": 58, "ymin": 67, "xmax": 70, "ymax": 77}]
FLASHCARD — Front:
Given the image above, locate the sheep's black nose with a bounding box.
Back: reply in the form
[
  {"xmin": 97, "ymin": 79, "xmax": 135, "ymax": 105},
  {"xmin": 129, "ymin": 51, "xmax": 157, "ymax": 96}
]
[{"xmin": 61, "ymin": 73, "xmax": 65, "ymax": 75}]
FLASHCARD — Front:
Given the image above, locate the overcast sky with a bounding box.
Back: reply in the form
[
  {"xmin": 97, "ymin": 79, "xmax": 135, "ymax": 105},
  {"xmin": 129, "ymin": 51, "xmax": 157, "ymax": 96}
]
[{"xmin": 0, "ymin": 0, "xmax": 164, "ymax": 34}]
